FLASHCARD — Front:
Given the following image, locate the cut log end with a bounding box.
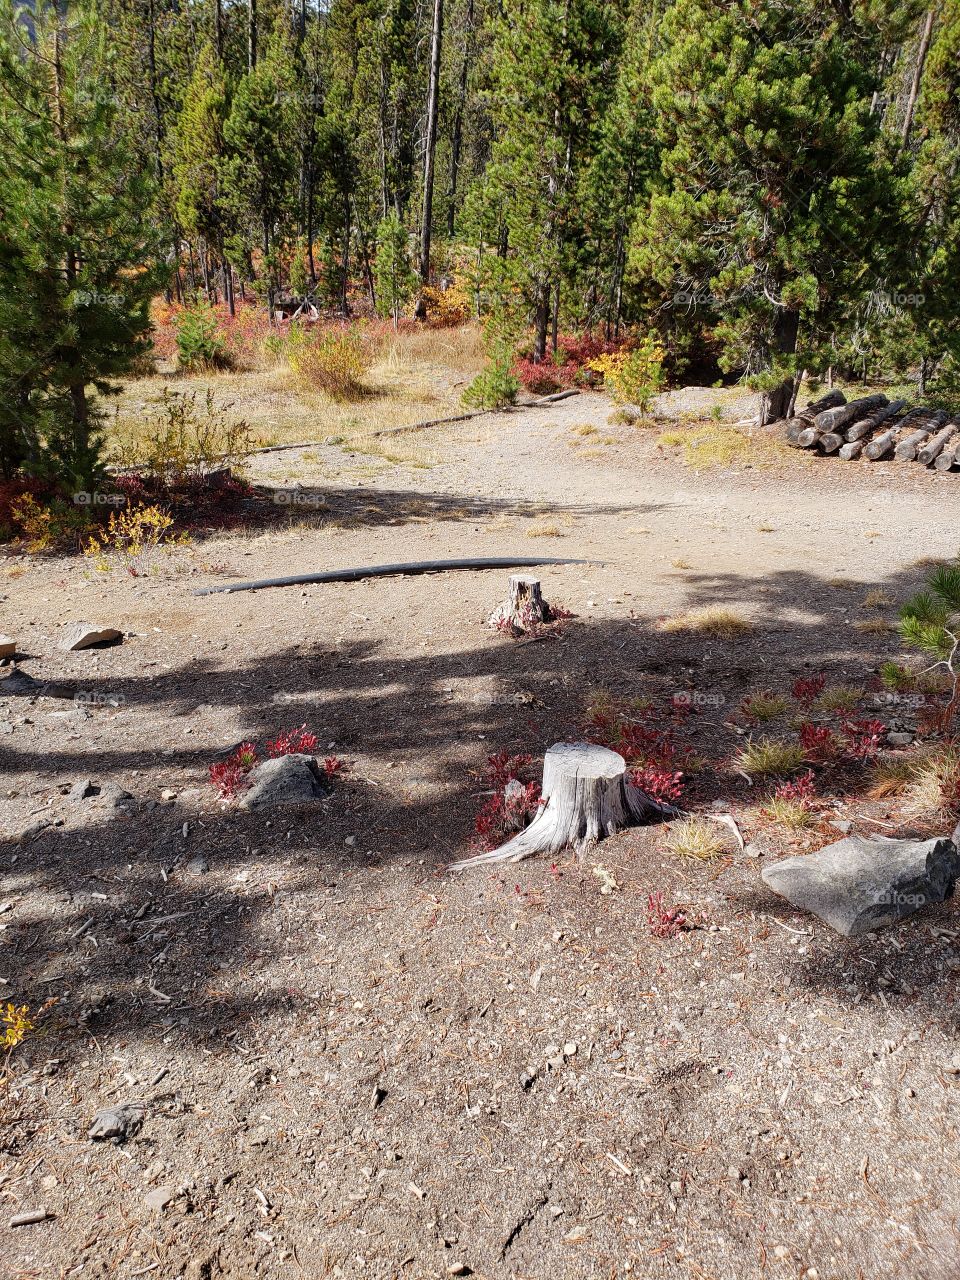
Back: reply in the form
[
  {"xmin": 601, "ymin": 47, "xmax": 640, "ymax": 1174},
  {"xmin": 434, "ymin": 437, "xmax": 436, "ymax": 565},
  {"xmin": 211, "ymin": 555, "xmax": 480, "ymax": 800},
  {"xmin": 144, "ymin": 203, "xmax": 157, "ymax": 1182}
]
[{"xmin": 449, "ymin": 742, "xmax": 669, "ymax": 870}]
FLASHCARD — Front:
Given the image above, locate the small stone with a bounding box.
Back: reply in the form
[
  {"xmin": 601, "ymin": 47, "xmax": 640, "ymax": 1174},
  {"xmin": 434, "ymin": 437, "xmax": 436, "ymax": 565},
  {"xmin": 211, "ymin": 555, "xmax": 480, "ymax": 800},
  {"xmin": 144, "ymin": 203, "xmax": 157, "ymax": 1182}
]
[
  {"xmin": 0, "ymin": 636, "xmax": 16, "ymax": 659},
  {"xmin": 186, "ymin": 856, "xmax": 210, "ymax": 876},
  {"xmin": 344, "ymin": 835, "xmax": 357, "ymax": 847},
  {"xmin": 144, "ymin": 1186, "xmax": 173, "ymax": 1212},
  {"xmin": 744, "ymin": 842, "xmax": 763, "ymax": 858},
  {"xmin": 446, "ymin": 1265, "xmax": 471, "ymax": 1276},
  {"xmin": 829, "ymin": 819, "xmax": 853, "ymax": 835},
  {"xmin": 59, "ymin": 623, "xmax": 122, "ymax": 652},
  {"xmin": 161, "ymin": 789, "xmax": 178, "ymax": 801},
  {"xmin": 563, "ymin": 1042, "xmax": 578, "ymax": 1057},
  {"xmin": 88, "ymin": 1101, "xmax": 145, "ymax": 1142},
  {"xmin": 67, "ymin": 778, "xmax": 96, "ymax": 804},
  {"xmin": 886, "ymin": 731, "xmax": 915, "ymax": 747},
  {"xmin": 240, "ymin": 754, "xmax": 328, "ymax": 812}
]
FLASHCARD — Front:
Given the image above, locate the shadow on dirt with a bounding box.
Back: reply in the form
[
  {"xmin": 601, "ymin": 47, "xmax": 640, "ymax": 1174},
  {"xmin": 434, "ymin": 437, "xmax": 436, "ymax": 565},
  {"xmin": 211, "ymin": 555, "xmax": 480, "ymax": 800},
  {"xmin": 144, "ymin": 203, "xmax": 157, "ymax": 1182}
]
[{"xmin": 1, "ymin": 557, "xmax": 953, "ymax": 1062}]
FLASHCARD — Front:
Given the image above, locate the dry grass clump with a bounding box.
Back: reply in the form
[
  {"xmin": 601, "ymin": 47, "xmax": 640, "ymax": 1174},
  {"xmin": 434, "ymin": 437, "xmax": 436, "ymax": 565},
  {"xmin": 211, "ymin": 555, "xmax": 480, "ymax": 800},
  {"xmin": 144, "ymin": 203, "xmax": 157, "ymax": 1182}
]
[
  {"xmin": 761, "ymin": 796, "xmax": 815, "ymax": 830},
  {"xmin": 863, "ymin": 588, "xmax": 893, "ymax": 609},
  {"xmin": 661, "ymin": 606, "xmax": 754, "ymax": 639},
  {"xmin": 526, "ymin": 522, "xmax": 563, "ymax": 538},
  {"xmin": 741, "ymin": 691, "xmax": 788, "ymax": 721},
  {"xmin": 853, "ymin": 618, "xmax": 893, "ymax": 635},
  {"xmin": 657, "ymin": 425, "xmax": 753, "ymax": 468},
  {"xmin": 665, "ymin": 817, "xmax": 727, "ymax": 860},
  {"xmin": 871, "ymin": 748, "xmax": 960, "ymax": 823},
  {"xmin": 816, "ymin": 684, "xmax": 864, "ymax": 713},
  {"xmin": 736, "ymin": 736, "xmax": 806, "ymax": 777}
]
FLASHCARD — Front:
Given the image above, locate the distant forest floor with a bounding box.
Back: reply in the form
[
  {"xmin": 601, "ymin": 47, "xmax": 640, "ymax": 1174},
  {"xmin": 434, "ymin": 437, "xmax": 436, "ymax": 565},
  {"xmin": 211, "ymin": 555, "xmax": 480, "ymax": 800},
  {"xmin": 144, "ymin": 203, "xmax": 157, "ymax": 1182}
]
[{"xmin": 4, "ymin": 385, "xmax": 960, "ymax": 1280}]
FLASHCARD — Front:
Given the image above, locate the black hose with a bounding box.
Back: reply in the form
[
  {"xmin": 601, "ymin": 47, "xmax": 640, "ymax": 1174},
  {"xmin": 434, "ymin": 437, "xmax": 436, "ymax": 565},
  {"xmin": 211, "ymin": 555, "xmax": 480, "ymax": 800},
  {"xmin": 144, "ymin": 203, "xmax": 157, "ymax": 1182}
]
[{"xmin": 194, "ymin": 556, "xmax": 596, "ymax": 596}]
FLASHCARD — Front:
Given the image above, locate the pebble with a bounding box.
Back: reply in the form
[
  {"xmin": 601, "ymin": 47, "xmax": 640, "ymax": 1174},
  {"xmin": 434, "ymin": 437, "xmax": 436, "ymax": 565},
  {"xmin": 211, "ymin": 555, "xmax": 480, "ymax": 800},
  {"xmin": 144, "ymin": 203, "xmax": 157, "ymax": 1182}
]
[
  {"xmin": 144, "ymin": 1186, "xmax": 173, "ymax": 1212},
  {"xmin": 186, "ymin": 855, "xmax": 210, "ymax": 876}
]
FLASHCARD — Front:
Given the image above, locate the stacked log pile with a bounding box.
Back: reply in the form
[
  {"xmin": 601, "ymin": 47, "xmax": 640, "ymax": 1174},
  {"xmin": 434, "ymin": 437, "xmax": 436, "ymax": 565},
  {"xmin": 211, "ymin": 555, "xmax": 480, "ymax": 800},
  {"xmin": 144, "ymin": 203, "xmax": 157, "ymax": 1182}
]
[{"xmin": 783, "ymin": 393, "xmax": 960, "ymax": 469}]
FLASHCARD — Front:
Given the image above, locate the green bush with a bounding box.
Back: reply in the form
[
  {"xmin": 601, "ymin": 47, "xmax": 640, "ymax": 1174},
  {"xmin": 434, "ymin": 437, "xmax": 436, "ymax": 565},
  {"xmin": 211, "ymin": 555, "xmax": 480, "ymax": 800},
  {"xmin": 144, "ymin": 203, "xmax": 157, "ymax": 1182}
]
[
  {"xmin": 174, "ymin": 303, "xmax": 231, "ymax": 372},
  {"xmin": 461, "ymin": 344, "xmax": 520, "ymax": 410}
]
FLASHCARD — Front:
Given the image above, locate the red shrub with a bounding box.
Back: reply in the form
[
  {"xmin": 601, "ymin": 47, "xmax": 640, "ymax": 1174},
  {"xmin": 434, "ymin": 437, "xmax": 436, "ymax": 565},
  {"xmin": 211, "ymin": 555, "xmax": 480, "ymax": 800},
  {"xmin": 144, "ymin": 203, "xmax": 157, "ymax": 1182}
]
[
  {"xmin": 840, "ymin": 717, "xmax": 886, "ymax": 761},
  {"xmin": 799, "ymin": 722, "xmax": 841, "ymax": 762},
  {"xmin": 630, "ymin": 764, "xmax": 684, "ymax": 804},
  {"xmin": 646, "ymin": 891, "xmax": 687, "ymax": 938},
  {"xmin": 773, "ymin": 770, "xmax": 816, "ymax": 803},
  {"xmin": 792, "ymin": 674, "xmax": 826, "ymax": 706},
  {"xmin": 209, "ymin": 741, "xmax": 258, "ymax": 798},
  {"xmin": 267, "ymin": 725, "xmax": 321, "ymax": 757}
]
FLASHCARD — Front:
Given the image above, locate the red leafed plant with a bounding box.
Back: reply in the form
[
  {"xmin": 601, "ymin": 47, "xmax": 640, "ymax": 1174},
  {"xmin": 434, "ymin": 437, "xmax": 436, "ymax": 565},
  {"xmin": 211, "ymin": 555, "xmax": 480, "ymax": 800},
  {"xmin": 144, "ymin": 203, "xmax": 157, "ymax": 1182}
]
[
  {"xmin": 209, "ymin": 741, "xmax": 258, "ymax": 798},
  {"xmin": 323, "ymin": 755, "xmax": 345, "ymax": 778},
  {"xmin": 772, "ymin": 769, "xmax": 816, "ymax": 803},
  {"xmin": 840, "ymin": 717, "xmax": 886, "ymax": 761},
  {"xmin": 799, "ymin": 721, "xmax": 841, "ymax": 762},
  {"xmin": 646, "ymin": 891, "xmax": 687, "ymax": 938},
  {"xmin": 586, "ymin": 696, "xmax": 689, "ymax": 802},
  {"xmin": 486, "ymin": 752, "xmax": 533, "ymax": 789},
  {"xmin": 791, "ymin": 674, "xmax": 826, "ymax": 706},
  {"xmin": 473, "ymin": 754, "xmax": 541, "ymax": 850},
  {"xmin": 629, "ymin": 764, "xmax": 684, "ymax": 804},
  {"xmin": 267, "ymin": 725, "xmax": 321, "ymax": 757}
]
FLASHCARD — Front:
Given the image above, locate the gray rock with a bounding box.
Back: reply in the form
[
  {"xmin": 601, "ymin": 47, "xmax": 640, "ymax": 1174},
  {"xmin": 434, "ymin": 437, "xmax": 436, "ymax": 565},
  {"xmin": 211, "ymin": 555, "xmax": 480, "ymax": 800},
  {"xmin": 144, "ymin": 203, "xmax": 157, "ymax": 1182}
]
[
  {"xmin": 143, "ymin": 1186, "xmax": 173, "ymax": 1212},
  {"xmin": 88, "ymin": 1101, "xmax": 145, "ymax": 1142},
  {"xmin": 762, "ymin": 834, "xmax": 960, "ymax": 937},
  {"xmin": 239, "ymin": 754, "xmax": 328, "ymax": 812},
  {"xmin": 59, "ymin": 623, "xmax": 122, "ymax": 652},
  {"xmin": 186, "ymin": 855, "xmax": 210, "ymax": 876},
  {"xmin": 1, "ymin": 669, "xmax": 43, "ymax": 697},
  {"xmin": 0, "ymin": 636, "xmax": 16, "ymax": 659},
  {"xmin": 886, "ymin": 731, "xmax": 915, "ymax": 747},
  {"xmin": 829, "ymin": 818, "xmax": 853, "ymax": 835},
  {"xmin": 67, "ymin": 779, "xmax": 133, "ymax": 810}
]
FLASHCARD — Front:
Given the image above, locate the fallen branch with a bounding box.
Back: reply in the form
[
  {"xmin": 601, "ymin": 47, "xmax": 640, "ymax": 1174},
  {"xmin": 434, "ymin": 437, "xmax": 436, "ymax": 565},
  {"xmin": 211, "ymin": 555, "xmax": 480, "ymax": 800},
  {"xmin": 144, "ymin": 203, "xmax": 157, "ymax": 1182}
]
[{"xmin": 194, "ymin": 556, "xmax": 598, "ymax": 597}]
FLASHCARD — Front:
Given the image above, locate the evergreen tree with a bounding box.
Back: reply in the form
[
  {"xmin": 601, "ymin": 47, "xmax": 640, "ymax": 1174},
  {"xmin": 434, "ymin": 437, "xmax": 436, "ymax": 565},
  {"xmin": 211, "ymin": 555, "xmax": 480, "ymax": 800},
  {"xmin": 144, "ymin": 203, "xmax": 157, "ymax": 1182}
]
[
  {"xmin": 632, "ymin": 0, "xmax": 907, "ymax": 422},
  {"xmin": 373, "ymin": 210, "xmax": 417, "ymax": 325},
  {"xmin": 472, "ymin": 0, "xmax": 623, "ymax": 360},
  {"xmin": 0, "ymin": 0, "xmax": 161, "ymax": 482}
]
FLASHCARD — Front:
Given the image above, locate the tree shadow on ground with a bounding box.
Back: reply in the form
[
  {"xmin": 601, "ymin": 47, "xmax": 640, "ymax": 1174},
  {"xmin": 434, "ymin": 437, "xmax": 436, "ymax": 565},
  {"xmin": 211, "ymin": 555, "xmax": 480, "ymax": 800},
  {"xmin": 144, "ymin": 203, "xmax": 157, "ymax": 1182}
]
[{"xmin": 1, "ymin": 556, "xmax": 955, "ymax": 1064}]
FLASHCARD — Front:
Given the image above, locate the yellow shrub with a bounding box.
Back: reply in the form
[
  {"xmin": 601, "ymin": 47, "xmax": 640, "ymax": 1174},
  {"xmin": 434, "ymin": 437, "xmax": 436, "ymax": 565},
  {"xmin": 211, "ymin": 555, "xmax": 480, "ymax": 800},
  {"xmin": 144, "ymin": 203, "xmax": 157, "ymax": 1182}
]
[
  {"xmin": 588, "ymin": 336, "xmax": 666, "ymax": 410},
  {"xmin": 420, "ymin": 283, "xmax": 471, "ymax": 328},
  {"xmin": 2, "ymin": 1002, "xmax": 33, "ymax": 1050},
  {"xmin": 290, "ymin": 326, "xmax": 371, "ymax": 400},
  {"xmin": 84, "ymin": 504, "xmax": 188, "ymax": 576}
]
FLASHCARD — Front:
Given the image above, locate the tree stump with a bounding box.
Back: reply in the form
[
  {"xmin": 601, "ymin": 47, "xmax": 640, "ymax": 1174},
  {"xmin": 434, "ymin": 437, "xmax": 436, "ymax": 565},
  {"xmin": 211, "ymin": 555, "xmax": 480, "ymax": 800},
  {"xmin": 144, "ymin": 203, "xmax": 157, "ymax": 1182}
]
[
  {"xmin": 450, "ymin": 742, "xmax": 669, "ymax": 870},
  {"xmin": 489, "ymin": 575, "xmax": 552, "ymax": 634}
]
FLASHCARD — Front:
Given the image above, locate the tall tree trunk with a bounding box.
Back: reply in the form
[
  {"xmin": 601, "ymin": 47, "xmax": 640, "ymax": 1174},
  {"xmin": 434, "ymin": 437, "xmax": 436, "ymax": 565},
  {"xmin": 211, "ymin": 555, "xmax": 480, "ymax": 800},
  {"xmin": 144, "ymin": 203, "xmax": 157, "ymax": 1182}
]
[
  {"xmin": 758, "ymin": 307, "xmax": 800, "ymax": 426},
  {"xmin": 901, "ymin": 9, "xmax": 934, "ymax": 145},
  {"xmin": 213, "ymin": 0, "xmax": 223, "ymax": 59},
  {"xmin": 446, "ymin": 0, "xmax": 473, "ymax": 237},
  {"xmin": 533, "ymin": 285, "xmax": 550, "ymax": 363},
  {"xmin": 247, "ymin": 0, "xmax": 257, "ymax": 71},
  {"xmin": 419, "ymin": 0, "xmax": 443, "ymax": 284},
  {"xmin": 341, "ymin": 192, "xmax": 351, "ymax": 315}
]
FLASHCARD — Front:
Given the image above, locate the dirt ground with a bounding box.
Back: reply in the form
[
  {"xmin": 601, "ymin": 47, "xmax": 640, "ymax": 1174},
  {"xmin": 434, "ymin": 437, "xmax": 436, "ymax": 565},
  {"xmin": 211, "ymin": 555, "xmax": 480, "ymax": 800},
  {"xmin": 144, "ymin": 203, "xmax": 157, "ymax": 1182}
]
[{"xmin": 4, "ymin": 389, "xmax": 960, "ymax": 1280}]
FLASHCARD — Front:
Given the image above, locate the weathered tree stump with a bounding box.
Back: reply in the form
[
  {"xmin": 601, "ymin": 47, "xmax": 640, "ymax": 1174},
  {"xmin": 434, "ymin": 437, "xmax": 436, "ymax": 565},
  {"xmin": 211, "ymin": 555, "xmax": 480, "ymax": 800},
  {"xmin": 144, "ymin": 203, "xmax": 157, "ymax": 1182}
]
[
  {"xmin": 449, "ymin": 742, "xmax": 668, "ymax": 870},
  {"xmin": 489, "ymin": 575, "xmax": 552, "ymax": 633}
]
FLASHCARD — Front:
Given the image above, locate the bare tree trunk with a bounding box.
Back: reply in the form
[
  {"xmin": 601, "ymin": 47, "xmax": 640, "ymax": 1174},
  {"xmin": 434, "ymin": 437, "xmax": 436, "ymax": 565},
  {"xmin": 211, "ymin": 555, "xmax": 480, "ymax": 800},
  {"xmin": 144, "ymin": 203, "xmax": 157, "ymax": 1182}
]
[
  {"xmin": 759, "ymin": 307, "xmax": 800, "ymax": 425},
  {"xmin": 446, "ymin": 0, "xmax": 473, "ymax": 237},
  {"xmin": 419, "ymin": 0, "xmax": 443, "ymax": 285},
  {"xmin": 247, "ymin": 0, "xmax": 257, "ymax": 71},
  {"xmin": 901, "ymin": 9, "xmax": 934, "ymax": 146}
]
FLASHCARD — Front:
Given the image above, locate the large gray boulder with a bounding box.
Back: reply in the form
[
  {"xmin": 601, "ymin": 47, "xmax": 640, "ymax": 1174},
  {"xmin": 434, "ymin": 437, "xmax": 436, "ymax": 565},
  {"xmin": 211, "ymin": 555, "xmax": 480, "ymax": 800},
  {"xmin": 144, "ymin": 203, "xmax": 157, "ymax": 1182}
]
[
  {"xmin": 761, "ymin": 834, "xmax": 960, "ymax": 937},
  {"xmin": 240, "ymin": 754, "xmax": 328, "ymax": 812}
]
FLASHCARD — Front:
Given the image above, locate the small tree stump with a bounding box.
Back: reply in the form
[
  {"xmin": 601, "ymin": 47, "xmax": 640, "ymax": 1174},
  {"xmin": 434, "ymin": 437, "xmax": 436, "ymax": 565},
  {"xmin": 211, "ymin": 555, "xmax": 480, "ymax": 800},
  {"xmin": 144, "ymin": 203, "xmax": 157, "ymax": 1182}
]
[
  {"xmin": 450, "ymin": 742, "xmax": 669, "ymax": 869},
  {"xmin": 489, "ymin": 575, "xmax": 552, "ymax": 633}
]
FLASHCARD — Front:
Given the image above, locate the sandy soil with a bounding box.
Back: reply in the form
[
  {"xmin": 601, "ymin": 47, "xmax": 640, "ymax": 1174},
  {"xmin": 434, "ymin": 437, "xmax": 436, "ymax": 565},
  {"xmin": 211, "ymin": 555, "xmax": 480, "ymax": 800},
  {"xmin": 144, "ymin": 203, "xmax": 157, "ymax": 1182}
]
[{"xmin": 3, "ymin": 391, "xmax": 960, "ymax": 1280}]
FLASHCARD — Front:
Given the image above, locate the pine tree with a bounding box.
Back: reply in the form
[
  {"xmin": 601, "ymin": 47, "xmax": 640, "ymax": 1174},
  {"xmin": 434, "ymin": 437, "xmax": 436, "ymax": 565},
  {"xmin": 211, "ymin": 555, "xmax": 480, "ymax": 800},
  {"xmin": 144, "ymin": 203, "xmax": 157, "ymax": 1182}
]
[
  {"xmin": 632, "ymin": 0, "xmax": 906, "ymax": 422},
  {"xmin": 221, "ymin": 28, "xmax": 297, "ymax": 310},
  {"xmin": 0, "ymin": 0, "xmax": 161, "ymax": 482},
  {"xmin": 373, "ymin": 209, "xmax": 416, "ymax": 325},
  {"xmin": 472, "ymin": 0, "xmax": 623, "ymax": 360}
]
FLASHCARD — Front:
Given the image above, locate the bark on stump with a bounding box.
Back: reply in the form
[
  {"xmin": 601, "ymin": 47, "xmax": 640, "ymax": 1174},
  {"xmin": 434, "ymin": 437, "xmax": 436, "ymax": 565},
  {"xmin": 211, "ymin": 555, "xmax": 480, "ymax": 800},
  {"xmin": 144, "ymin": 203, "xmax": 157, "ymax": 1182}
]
[
  {"xmin": 449, "ymin": 742, "xmax": 666, "ymax": 870},
  {"xmin": 489, "ymin": 575, "xmax": 551, "ymax": 633}
]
